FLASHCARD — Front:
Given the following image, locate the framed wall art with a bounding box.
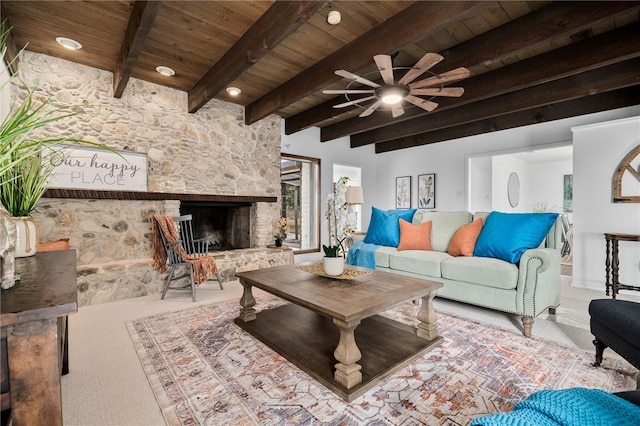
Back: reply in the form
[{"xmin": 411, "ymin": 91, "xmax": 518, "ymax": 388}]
[
  {"xmin": 395, "ymin": 176, "xmax": 411, "ymax": 209},
  {"xmin": 418, "ymin": 173, "xmax": 436, "ymax": 209}
]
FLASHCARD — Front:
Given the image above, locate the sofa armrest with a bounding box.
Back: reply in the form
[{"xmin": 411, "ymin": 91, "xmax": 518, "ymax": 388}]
[
  {"xmin": 516, "ymin": 248, "xmax": 561, "ymax": 317},
  {"xmin": 346, "ymin": 232, "xmax": 366, "ymax": 248}
]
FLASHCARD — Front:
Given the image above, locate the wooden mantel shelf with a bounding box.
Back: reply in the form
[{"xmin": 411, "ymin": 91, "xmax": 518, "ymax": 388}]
[{"xmin": 43, "ymin": 189, "xmax": 277, "ymax": 203}]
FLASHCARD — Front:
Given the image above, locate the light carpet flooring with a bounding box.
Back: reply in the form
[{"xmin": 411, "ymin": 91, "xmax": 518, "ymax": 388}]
[{"xmin": 61, "ymin": 274, "xmax": 640, "ymax": 426}]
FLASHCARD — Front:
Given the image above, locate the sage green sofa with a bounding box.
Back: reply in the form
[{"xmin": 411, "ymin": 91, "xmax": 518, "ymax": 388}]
[{"xmin": 353, "ymin": 211, "xmax": 562, "ymax": 337}]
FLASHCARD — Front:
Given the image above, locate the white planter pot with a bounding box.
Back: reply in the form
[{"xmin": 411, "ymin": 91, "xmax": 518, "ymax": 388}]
[
  {"xmin": 323, "ymin": 256, "xmax": 345, "ymax": 276},
  {"xmin": 13, "ymin": 216, "xmax": 38, "ymax": 258}
]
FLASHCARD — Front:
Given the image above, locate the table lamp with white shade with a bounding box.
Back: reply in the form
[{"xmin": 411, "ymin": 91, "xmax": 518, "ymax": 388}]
[{"xmin": 345, "ymin": 186, "xmax": 364, "ymax": 232}]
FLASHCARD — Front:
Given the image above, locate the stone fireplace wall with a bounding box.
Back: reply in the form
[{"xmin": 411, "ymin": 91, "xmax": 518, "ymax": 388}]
[{"xmin": 14, "ymin": 52, "xmax": 288, "ymax": 306}]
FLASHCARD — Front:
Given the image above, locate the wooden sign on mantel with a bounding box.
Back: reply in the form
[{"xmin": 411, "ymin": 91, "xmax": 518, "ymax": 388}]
[{"xmin": 43, "ymin": 145, "xmax": 148, "ymax": 192}]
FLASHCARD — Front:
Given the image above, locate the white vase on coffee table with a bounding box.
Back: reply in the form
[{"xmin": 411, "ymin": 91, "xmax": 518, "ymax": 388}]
[{"xmin": 323, "ymin": 256, "xmax": 345, "ymax": 276}]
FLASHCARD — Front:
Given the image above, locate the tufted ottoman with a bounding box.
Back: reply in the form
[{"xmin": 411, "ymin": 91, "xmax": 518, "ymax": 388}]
[{"xmin": 589, "ymin": 298, "xmax": 640, "ymax": 388}]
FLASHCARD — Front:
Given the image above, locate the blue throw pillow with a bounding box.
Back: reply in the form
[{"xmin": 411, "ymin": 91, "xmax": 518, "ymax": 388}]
[
  {"xmin": 364, "ymin": 207, "xmax": 417, "ymax": 247},
  {"xmin": 473, "ymin": 211, "xmax": 559, "ymax": 264}
]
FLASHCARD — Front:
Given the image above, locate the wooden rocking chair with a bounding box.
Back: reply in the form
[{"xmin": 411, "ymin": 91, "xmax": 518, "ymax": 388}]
[{"xmin": 154, "ymin": 214, "xmax": 223, "ymax": 302}]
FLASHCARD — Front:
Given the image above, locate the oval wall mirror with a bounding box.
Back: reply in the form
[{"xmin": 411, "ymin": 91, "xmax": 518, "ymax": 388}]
[{"xmin": 507, "ymin": 172, "xmax": 520, "ymax": 208}]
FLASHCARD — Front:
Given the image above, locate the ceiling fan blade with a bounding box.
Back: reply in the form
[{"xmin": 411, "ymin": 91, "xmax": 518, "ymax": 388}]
[
  {"xmin": 398, "ymin": 53, "xmax": 444, "ymax": 85},
  {"xmin": 335, "ymin": 69, "xmax": 380, "ymax": 88},
  {"xmin": 359, "ymin": 100, "xmax": 382, "ymax": 117},
  {"xmin": 374, "ymin": 54, "xmax": 395, "ymax": 85},
  {"xmin": 333, "ymin": 95, "xmax": 376, "ymax": 108},
  {"xmin": 405, "ymin": 95, "xmax": 438, "ymax": 112},
  {"xmin": 409, "ymin": 67, "xmax": 471, "ymax": 89},
  {"xmin": 391, "ymin": 102, "xmax": 404, "ymax": 118},
  {"xmin": 410, "ymin": 87, "xmax": 465, "ymax": 97},
  {"xmin": 323, "ymin": 89, "xmax": 375, "ymax": 95}
]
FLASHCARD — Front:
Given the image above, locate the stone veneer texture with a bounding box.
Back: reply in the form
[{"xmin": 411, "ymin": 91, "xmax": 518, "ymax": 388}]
[{"xmin": 13, "ymin": 52, "xmax": 286, "ymax": 306}]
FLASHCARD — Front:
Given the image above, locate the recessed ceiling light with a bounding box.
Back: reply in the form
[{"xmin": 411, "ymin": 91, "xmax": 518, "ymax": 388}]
[
  {"xmin": 327, "ymin": 11, "xmax": 341, "ymax": 25},
  {"xmin": 155, "ymin": 66, "xmax": 175, "ymax": 76},
  {"xmin": 226, "ymin": 87, "xmax": 241, "ymax": 96},
  {"xmin": 56, "ymin": 37, "xmax": 82, "ymax": 50}
]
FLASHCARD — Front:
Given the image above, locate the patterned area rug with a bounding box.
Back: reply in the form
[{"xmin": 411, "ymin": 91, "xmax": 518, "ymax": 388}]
[{"xmin": 127, "ymin": 296, "xmax": 636, "ymax": 425}]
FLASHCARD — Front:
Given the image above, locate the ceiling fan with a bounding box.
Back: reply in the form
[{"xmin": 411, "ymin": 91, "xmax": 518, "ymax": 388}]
[{"xmin": 324, "ymin": 53, "xmax": 470, "ymax": 118}]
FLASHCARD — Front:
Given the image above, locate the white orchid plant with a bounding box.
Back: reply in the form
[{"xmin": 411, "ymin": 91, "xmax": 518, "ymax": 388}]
[{"xmin": 323, "ymin": 176, "xmax": 357, "ymax": 257}]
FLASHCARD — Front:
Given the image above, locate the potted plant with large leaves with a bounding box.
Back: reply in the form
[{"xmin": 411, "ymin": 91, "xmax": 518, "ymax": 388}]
[{"xmin": 1, "ymin": 22, "xmax": 111, "ymax": 288}]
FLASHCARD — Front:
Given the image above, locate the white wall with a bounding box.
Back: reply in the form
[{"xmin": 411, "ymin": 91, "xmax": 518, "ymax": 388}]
[
  {"xmin": 468, "ymin": 156, "xmax": 492, "ymax": 212},
  {"xmin": 492, "ymin": 154, "xmax": 529, "ymax": 212},
  {"xmin": 573, "ymin": 116, "xmax": 640, "ymax": 293},
  {"xmin": 527, "ymin": 159, "xmax": 573, "ymax": 219}
]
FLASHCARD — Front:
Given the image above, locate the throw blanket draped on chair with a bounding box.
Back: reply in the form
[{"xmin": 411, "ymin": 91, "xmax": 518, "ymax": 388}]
[{"xmin": 152, "ymin": 214, "xmax": 217, "ymax": 285}]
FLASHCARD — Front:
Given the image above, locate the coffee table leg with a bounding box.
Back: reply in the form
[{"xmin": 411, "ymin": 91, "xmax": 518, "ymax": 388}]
[
  {"xmin": 333, "ymin": 318, "xmax": 362, "ymax": 389},
  {"xmin": 416, "ymin": 289, "xmax": 439, "ymax": 341},
  {"xmin": 238, "ymin": 279, "xmax": 256, "ymax": 322}
]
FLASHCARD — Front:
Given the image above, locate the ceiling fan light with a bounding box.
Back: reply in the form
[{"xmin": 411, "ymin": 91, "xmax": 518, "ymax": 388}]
[
  {"xmin": 381, "ymin": 93, "xmax": 403, "ymax": 104},
  {"xmin": 375, "ymin": 85, "xmax": 409, "ymax": 105}
]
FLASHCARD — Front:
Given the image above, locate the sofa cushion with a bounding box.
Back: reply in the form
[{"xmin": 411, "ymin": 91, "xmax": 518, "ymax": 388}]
[
  {"xmin": 397, "ymin": 219, "xmax": 433, "ymax": 251},
  {"xmin": 441, "ymin": 256, "xmax": 519, "ymax": 290},
  {"xmin": 413, "ymin": 211, "xmax": 472, "ymax": 252},
  {"xmin": 364, "ymin": 207, "xmax": 417, "ymax": 247},
  {"xmin": 374, "ymin": 246, "xmax": 397, "ymax": 268},
  {"xmin": 389, "ymin": 250, "xmax": 451, "ymax": 278},
  {"xmin": 448, "ymin": 218, "xmax": 483, "ymax": 256},
  {"xmin": 473, "ymin": 211, "xmax": 559, "ymax": 264}
]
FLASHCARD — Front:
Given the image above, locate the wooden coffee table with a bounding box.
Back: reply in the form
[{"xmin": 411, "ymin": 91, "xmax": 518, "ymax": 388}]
[{"xmin": 234, "ymin": 263, "xmax": 443, "ymax": 401}]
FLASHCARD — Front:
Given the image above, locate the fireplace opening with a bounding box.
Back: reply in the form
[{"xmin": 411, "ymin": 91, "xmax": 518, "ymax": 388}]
[{"xmin": 180, "ymin": 201, "xmax": 251, "ymax": 251}]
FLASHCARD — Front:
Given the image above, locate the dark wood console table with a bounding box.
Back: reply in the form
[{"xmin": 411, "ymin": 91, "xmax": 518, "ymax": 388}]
[
  {"xmin": 1, "ymin": 250, "xmax": 77, "ymax": 426},
  {"xmin": 605, "ymin": 233, "xmax": 640, "ymax": 298}
]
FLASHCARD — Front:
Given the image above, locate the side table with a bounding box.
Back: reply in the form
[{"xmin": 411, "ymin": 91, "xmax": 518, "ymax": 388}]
[
  {"xmin": 604, "ymin": 233, "xmax": 640, "ymax": 298},
  {"xmin": 1, "ymin": 250, "xmax": 78, "ymax": 426}
]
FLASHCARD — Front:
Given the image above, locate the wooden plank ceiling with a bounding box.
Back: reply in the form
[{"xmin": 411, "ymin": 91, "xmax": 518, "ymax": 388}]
[{"xmin": 2, "ymin": 1, "xmax": 639, "ymax": 154}]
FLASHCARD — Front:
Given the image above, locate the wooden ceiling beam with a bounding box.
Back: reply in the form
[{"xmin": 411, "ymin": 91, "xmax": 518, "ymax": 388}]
[
  {"xmin": 188, "ymin": 1, "xmax": 327, "ymax": 114},
  {"xmin": 244, "ymin": 1, "xmax": 489, "ymax": 125},
  {"xmin": 359, "ymin": 57, "xmax": 640, "ymax": 153},
  {"xmin": 348, "ymin": 21, "xmax": 640, "ymax": 147},
  {"xmin": 113, "ymin": 1, "xmax": 160, "ymax": 98},
  {"xmin": 374, "ymin": 87, "xmax": 640, "ymax": 153},
  {"xmin": 320, "ymin": 1, "xmax": 640, "ymax": 142}
]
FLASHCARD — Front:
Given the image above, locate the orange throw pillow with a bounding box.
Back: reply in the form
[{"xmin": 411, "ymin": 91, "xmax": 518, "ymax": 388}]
[
  {"xmin": 37, "ymin": 238, "xmax": 70, "ymax": 252},
  {"xmin": 448, "ymin": 218, "xmax": 483, "ymax": 257},
  {"xmin": 397, "ymin": 219, "xmax": 433, "ymax": 251}
]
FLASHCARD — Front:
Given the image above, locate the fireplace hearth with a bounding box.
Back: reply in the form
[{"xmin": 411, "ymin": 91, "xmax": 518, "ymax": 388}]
[{"xmin": 180, "ymin": 201, "xmax": 251, "ymax": 251}]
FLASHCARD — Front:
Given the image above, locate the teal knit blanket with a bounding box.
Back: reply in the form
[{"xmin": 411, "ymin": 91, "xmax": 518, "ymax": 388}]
[
  {"xmin": 346, "ymin": 241, "xmax": 378, "ymax": 269},
  {"xmin": 471, "ymin": 388, "xmax": 640, "ymax": 426}
]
